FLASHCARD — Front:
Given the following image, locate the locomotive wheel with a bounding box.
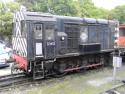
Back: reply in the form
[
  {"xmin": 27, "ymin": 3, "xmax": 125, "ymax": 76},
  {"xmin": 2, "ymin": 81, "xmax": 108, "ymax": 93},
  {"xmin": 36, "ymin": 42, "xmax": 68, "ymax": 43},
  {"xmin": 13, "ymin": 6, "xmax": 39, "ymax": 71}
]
[
  {"xmin": 53, "ymin": 62, "xmax": 67, "ymax": 78},
  {"xmin": 54, "ymin": 70, "xmax": 67, "ymax": 78}
]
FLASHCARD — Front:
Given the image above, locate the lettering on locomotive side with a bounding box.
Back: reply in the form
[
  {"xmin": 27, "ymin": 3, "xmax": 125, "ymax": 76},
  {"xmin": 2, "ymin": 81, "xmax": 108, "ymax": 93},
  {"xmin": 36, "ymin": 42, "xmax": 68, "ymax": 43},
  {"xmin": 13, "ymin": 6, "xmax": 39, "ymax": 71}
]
[{"xmin": 47, "ymin": 41, "xmax": 55, "ymax": 46}]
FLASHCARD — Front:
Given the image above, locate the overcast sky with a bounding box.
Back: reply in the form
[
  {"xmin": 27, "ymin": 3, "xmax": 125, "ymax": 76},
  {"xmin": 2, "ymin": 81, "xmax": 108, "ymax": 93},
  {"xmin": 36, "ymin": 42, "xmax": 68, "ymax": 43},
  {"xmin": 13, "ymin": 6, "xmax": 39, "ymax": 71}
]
[
  {"xmin": 0, "ymin": 0, "xmax": 13, "ymax": 3},
  {"xmin": 92, "ymin": 0, "xmax": 125, "ymax": 10}
]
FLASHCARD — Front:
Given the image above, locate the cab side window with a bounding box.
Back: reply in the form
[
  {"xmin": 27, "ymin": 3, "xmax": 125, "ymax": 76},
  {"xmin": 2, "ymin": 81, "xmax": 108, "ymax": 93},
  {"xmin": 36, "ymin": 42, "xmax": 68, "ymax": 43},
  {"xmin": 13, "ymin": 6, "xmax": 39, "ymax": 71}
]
[
  {"xmin": 46, "ymin": 25, "xmax": 54, "ymax": 40},
  {"xmin": 34, "ymin": 24, "xmax": 42, "ymax": 39}
]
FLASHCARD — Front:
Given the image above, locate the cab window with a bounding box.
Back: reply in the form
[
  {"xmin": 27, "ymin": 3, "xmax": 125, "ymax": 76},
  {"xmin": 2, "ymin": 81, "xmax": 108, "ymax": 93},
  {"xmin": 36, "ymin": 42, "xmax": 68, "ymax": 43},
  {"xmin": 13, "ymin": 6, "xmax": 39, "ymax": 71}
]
[
  {"xmin": 34, "ymin": 24, "xmax": 42, "ymax": 39},
  {"xmin": 46, "ymin": 25, "xmax": 54, "ymax": 40},
  {"xmin": 119, "ymin": 28, "xmax": 125, "ymax": 36}
]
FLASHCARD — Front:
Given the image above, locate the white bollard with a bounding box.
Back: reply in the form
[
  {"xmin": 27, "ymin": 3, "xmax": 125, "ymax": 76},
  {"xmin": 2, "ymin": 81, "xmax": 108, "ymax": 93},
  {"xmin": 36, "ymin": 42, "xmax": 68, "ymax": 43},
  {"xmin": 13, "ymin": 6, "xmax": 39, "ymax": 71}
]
[{"xmin": 113, "ymin": 56, "xmax": 122, "ymax": 83}]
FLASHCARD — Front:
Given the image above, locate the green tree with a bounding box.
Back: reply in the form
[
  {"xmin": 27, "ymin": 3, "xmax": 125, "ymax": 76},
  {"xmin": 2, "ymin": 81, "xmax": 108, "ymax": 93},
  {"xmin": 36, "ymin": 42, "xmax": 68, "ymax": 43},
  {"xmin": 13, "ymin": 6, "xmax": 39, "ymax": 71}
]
[
  {"xmin": 76, "ymin": 0, "xmax": 109, "ymax": 18},
  {"xmin": 110, "ymin": 5, "xmax": 125, "ymax": 23},
  {"xmin": 16, "ymin": 0, "xmax": 109, "ymax": 18},
  {"xmin": 0, "ymin": 1, "xmax": 20, "ymax": 36},
  {"xmin": 16, "ymin": 0, "xmax": 78, "ymax": 16}
]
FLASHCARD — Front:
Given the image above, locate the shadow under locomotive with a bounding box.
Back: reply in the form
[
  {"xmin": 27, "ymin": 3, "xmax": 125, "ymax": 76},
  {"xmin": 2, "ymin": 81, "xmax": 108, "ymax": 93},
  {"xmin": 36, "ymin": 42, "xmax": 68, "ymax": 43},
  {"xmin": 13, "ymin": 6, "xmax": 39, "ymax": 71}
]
[{"xmin": 11, "ymin": 10, "xmax": 118, "ymax": 80}]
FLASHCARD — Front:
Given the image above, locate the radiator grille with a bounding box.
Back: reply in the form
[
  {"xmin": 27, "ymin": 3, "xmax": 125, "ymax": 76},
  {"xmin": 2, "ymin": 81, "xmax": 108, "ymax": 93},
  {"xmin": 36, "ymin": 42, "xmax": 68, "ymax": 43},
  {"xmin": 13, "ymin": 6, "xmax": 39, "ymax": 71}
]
[{"xmin": 65, "ymin": 24, "xmax": 80, "ymax": 53}]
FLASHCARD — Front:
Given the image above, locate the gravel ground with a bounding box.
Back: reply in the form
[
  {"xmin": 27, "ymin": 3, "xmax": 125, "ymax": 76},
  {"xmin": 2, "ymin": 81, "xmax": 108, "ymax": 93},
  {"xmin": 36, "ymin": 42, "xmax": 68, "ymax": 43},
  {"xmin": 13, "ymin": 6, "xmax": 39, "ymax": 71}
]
[{"xmin": 1, "ymin": 65, "xmax": 125, "ymax": 94}]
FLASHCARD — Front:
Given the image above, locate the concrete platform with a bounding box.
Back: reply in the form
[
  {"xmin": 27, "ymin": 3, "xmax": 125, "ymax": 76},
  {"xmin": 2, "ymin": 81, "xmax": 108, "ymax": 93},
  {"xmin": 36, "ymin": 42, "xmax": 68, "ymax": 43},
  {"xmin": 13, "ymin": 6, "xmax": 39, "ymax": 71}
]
[{"xmin": 0, "ymin": 63, "xmax": 12, "ymax": 76}]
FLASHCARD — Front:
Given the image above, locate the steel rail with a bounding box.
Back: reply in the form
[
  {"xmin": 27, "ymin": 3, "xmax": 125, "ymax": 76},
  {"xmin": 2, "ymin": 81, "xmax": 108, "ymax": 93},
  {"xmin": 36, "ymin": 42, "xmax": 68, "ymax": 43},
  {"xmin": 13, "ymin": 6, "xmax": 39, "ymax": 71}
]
[
  {"xmin": 100, "ymin": 82, "xmax": 125, "ymax": 94},
  {"xmin": 0, "ymin": 73, "xmax": 31, "ymax": 92}
]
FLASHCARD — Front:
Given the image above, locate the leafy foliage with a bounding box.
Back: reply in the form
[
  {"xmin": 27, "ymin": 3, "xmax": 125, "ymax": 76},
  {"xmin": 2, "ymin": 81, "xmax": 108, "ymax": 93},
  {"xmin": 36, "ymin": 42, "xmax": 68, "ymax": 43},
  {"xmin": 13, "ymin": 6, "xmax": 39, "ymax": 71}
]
[
  {"xmin": 76, "ymin": 0, "xmax": 109, "ymax": 18},
  {"xmin": 1, "ymin": 0, "xmax": 125, "ymax": 36},
  {"xmin": 16, "ymin": 0, "xmax": 109, "ymax": 18},
  {"xmin": 0, "ymin": 1, "xmax": 20, "ymax": 36},
  {"xmin": 110, "ymin": 5, "xmax": 125, "ymax": 23}
]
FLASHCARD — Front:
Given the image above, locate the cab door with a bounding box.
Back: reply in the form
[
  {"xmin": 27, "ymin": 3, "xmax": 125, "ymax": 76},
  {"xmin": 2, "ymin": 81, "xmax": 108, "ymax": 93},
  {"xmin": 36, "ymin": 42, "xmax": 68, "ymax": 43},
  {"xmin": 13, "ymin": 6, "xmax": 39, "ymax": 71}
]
[
  {"xmin": 33, "ymin": 23, "xmax": 43, "ymax": 57},
  {"xmin": 44, "ymin": 23, "xmax": 56, "ymax": 59},
  {"xmin": 33, "ymin": 22, "xmax": 56, "ymax": 59}
]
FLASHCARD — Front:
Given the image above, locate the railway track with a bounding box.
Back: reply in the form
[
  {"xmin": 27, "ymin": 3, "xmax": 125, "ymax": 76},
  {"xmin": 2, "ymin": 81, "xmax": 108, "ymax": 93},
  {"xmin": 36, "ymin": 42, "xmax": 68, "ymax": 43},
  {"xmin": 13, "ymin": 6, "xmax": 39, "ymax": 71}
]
[
  {"xmin": 101, "ymin": 81, "xmax": 125, "ymax": 94},
  {"xmin": 0, "ymin": 73, "xmax": 24, "ymax": 81},
  {"xmin": 0, "ymin": 67, "xmax": 118, "ymax": 93},
  {"xmin": 0, "ymin": 74, "xmax": 61, "ymax": 93},
  {"xmin": 0, "ymin": 72, "xmax": 61, "ymax": 93},
  {"xmin": 0, "ymin": 73, "xmax": 31, "ymax": 92},
  {"xmin": 0, "ymin": 70, "xmax": 86, "ymax": 92}
]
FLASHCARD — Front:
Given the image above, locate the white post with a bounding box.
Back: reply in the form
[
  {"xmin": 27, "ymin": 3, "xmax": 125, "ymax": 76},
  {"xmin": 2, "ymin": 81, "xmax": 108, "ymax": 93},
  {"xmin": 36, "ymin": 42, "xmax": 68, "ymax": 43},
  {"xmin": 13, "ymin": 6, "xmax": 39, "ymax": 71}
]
[
  {"xmin": 113, "ymin": 54, "xmax": 122, "ymax": 84},
  {"xmin": 113, "ymin": 56, "xmax": 117, "ymax": 83},
  {"xmin": 113, "ymin": 64, "xmax": 117, "ymax": 83}
]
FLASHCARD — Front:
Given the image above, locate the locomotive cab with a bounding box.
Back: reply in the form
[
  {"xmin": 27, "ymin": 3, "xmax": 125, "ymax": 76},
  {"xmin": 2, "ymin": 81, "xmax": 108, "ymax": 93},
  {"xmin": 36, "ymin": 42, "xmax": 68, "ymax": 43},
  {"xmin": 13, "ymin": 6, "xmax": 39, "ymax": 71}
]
[
  {"xmin": 12, "ymin": 11, "xmax": 56, "ymax": 78},
  {"xmin": 13, "ymin": 12, "xmax": 56, "ymax": 60},
  {"xmin": 31, "ymin": 22, "xmax": 56, "ymax": 60}
]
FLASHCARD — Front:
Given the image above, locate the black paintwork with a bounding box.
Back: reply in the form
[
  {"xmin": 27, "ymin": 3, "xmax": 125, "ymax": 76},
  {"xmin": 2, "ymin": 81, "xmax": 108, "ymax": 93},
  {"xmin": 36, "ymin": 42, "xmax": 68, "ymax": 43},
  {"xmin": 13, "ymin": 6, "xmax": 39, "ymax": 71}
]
[{"xmin": 13, "ymin": 12, "xmax": 116, "ymax": 61}]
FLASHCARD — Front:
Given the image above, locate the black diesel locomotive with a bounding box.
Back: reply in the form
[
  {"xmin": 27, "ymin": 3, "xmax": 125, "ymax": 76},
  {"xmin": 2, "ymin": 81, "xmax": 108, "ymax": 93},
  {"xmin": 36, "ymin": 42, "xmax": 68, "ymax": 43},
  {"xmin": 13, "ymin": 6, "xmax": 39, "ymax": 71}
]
[{"xmin": 12, "ymin": 10, "xmax": 118, "ymax": 79}]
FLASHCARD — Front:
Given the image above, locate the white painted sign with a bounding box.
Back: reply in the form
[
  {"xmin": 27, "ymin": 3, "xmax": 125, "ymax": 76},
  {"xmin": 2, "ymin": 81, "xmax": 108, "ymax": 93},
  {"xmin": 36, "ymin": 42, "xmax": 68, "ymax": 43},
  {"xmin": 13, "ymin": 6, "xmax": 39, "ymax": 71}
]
[
  {"xmin": 36, "ymin": 43, "xmax": 42, "ymax": 55},
  {"xmin": 113, "ymin": 56, "xmax": 122, "ymax": 83},
  {"xmin": 80, "ymin": 32, "xmax": 88, "ymax": 42},
  {"xmin": 113, "ymin": 56, "xmax": 122, "ymax": 68}
]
